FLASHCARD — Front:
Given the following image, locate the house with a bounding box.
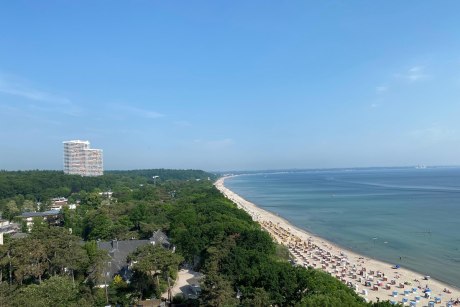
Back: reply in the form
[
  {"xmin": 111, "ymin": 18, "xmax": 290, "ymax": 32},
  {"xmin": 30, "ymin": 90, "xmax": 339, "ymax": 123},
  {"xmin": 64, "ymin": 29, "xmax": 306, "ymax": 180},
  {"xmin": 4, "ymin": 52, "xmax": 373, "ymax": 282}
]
[
  {"xmin": 99, "ymin": 191, "xmax": 113, "ymax": 199},
  {"xmin": 0, "ymin": 218, "xmax": 25, "ymax": 245},
  {"xmin": 97, "ymin": 230, "xmax": 172, "ymax": 284},
  {"xmin": 98, "ymin": 239, "xmax": 152, "ymax": 283},
  {"xmin": 48, "ymin": 197, "xmax": 77, "ymax": 211},
  {"xmin": 50, "ymin": 197, "xmax": 68, "ymax": 210},
  {"xmin": 0, "ymin": 218, "xmax": 20, "ymax": 235},
  {"xmin": 18, "ymin": 210, "xmax": 63, "ymax": 232},
  {"xmin": 150, "ymin": 229, "xmax": 171, "ymax": 249}
]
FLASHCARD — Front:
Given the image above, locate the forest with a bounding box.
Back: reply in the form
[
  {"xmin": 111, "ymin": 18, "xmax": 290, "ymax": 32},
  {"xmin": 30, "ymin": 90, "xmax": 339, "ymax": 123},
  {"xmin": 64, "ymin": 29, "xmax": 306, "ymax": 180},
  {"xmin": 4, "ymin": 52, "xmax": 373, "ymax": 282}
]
[{"xmin": 0, "ymin": 170, "xmax": 396, "ymax": 306}]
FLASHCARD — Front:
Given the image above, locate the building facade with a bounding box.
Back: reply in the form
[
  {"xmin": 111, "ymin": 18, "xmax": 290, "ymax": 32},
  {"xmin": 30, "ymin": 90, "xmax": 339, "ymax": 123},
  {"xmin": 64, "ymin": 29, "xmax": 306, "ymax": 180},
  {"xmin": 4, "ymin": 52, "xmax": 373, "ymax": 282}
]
[
  {"xmin": 19, "ymin": 210, "xmax": 63, "ymax": 232},
  {"xmin": 63, "ymin": 140, "xmax": 103, "ymax": 176}
]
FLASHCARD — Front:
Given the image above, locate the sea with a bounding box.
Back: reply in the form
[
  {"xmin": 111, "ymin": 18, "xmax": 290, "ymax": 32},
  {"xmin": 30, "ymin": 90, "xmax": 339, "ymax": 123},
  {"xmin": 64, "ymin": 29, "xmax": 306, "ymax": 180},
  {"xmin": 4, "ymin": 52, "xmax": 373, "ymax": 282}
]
[{"xmin": 224, "ymin": 167, "xmax": 460, "ymax": 288}]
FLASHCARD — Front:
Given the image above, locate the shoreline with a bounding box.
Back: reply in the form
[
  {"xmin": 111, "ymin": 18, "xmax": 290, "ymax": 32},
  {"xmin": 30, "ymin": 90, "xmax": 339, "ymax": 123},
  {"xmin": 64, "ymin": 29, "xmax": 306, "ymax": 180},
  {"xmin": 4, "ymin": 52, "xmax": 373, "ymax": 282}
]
[{"xmin": 215, "ymin": 176, "xmax": 460, "ymax": 305}]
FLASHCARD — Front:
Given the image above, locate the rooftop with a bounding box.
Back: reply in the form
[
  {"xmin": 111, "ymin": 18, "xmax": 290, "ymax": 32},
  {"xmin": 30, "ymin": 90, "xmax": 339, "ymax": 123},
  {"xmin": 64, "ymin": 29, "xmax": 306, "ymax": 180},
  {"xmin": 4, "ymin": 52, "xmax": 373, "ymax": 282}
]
[
  {"xmin": 20, "ymin": 210, "xmax": 61, "ymax": 218},
  {"xmin": 97, "ymin": 230, "xmax": 171, "ymax": 281},
  {"xmin": 98, "ymin": 239, "xmax": 151, "ymax": 281},
  {"xmin": 63, "ymin": 140, "xmax": 90, "ymax": 144}
]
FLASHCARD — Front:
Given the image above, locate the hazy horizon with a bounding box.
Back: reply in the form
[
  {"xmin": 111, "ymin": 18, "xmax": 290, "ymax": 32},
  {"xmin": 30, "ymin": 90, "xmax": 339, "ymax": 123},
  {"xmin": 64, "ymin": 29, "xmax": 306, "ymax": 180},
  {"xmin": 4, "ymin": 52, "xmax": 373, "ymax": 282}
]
[
  {"xmin": 2, "ymin": 1, "xmax": 460, "ymax": 170},
  {"xmin": 3, "ymin": 164, "xmax": 460, "ymax": 174}
]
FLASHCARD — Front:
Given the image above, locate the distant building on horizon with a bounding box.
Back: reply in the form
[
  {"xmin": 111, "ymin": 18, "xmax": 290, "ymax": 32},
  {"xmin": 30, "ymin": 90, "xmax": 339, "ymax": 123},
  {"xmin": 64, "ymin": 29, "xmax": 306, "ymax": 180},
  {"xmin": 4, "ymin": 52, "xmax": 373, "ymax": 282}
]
[{"xmin": 63, "ymin": 140, "xmax": 103, "ymax": 176}]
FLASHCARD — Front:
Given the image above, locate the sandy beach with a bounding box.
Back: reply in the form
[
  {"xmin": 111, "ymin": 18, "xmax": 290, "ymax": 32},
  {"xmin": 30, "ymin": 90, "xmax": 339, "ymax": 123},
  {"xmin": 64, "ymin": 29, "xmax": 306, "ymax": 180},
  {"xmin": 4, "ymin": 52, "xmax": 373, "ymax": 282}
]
[{"xmin": 215, "ymin": 176, "xmax": 460, "ymax": 306}]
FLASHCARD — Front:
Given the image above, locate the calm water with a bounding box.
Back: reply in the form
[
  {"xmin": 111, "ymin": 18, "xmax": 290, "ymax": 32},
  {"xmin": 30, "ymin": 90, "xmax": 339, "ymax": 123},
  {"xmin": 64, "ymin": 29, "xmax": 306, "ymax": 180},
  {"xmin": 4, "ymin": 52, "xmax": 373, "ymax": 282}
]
[{"xmin": 225, "ymin": 168, "xmax": 460, "ymax": 287}]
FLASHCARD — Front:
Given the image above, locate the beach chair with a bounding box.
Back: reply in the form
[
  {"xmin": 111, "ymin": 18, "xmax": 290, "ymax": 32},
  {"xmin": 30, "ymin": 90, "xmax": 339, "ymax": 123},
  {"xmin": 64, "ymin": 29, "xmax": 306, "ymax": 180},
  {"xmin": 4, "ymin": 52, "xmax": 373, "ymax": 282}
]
[
  {"xmin": 409, "ymin": 300, "xmax": 417, "ymax": 307},
  {"xmin": 428, "ymin": 302, "xmax": 435, "ymax": 307},
  {"xmin": 401, "ymin": 297, "xmax": 409, "ymax": 305},
  {"xmin": 392, "ymin": 291, "xmax": 398, "ymax": 297}
]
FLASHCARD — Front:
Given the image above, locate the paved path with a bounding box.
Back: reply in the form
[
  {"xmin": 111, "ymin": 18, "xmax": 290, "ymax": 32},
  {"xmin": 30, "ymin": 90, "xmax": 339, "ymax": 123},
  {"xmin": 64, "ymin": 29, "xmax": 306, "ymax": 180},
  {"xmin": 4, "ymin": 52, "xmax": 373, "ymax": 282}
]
[{"xmin": 162, "ymin": 269, "xmax": 203, "ymax": 300}]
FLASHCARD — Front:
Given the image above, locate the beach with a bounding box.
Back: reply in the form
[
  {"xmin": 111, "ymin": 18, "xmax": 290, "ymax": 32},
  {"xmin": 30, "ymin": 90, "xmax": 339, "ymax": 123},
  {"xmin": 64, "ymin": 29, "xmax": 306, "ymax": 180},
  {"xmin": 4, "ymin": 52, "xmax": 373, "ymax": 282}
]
[{"xmin": 215, "ymin": 176, "xmax": 460, "ymax": 306}]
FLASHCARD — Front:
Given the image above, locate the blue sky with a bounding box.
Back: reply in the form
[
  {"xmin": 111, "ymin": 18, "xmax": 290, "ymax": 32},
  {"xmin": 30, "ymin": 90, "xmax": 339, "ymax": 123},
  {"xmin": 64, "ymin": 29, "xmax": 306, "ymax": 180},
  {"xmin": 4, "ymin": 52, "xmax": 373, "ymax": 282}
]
[{"xmin": 1, "ymin": 1, "xmax": 460, "ymax": 171}]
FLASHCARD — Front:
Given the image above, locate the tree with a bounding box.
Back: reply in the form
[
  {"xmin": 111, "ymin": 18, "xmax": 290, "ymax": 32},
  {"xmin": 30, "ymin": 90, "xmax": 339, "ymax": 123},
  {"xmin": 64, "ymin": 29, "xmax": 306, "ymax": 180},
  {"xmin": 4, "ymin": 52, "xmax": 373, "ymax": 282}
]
[
  {"xmin": 299, "ymin": 291, "xmax": 367, "ymax": 307},
  {"xmin": 4, "ymin": 200, "xmax": 19, "ymax": 220},
  {"xmin": 31, "ymin": 227, "xmax": 89, "ymax": 281},
  {"xmin": 22, "ymin": 199, "xmax": 35, "ymax": 212},
  {"xmin": 241, "ymin": 288, "xmax": 271, "ymax": 307},
  {"xmin": 0, "ymin": 283, "xmax": 15, "ymax": 306},
  {"xmin": 81, "ymin": 192, "xmax": 102, "ymax": 207},
  {"xmin": 10, "ymin": 276, "xmax": 79, "ymax": 307},
  {"xmin": 31, "ymin": 217, "xmax": 48, "ymax": 233},
  {"xmin": 200, "ymin": 271, "xmax": 238, "ymax": 307},
  {"xmin": 83, "ymin": 210, "xmax": 113, "ymax": 240},
  {"xmin": 108, "ymin": 274, "xmax": 131, "ymax": 306},
  {"xmin": 130, "ymin": 244, "xmax": 183, "ymax": 298},
  {"xmin": 0, "ymin": 241, "xmax": 10, "ymax": 284},
  {"xmin": 83, "ymin": 241, "xmax": 108, "ymax": 287},
  {"xmin": 9, "ymin": 237, "xmax": 48, "ymax": 284},
  {"xmin": 129, "ymin": 203, "xmax": 149, "ymax": 230}
]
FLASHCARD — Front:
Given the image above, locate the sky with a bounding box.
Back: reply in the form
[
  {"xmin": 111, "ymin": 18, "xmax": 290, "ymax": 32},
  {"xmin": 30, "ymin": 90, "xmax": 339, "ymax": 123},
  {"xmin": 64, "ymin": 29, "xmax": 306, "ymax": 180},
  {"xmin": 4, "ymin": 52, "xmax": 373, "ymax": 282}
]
[{"xmin": 1, "ymin": 1, "xmax": 460, "ymax": 171}]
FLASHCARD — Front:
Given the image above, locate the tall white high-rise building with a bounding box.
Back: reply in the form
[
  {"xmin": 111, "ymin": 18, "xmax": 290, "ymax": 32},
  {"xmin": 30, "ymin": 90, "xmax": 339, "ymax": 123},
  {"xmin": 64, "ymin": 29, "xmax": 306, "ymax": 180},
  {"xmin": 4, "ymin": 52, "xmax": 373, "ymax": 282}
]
[{"xmin": 63, "ymin": 140, "xmax": 103, "ymax": 176}]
